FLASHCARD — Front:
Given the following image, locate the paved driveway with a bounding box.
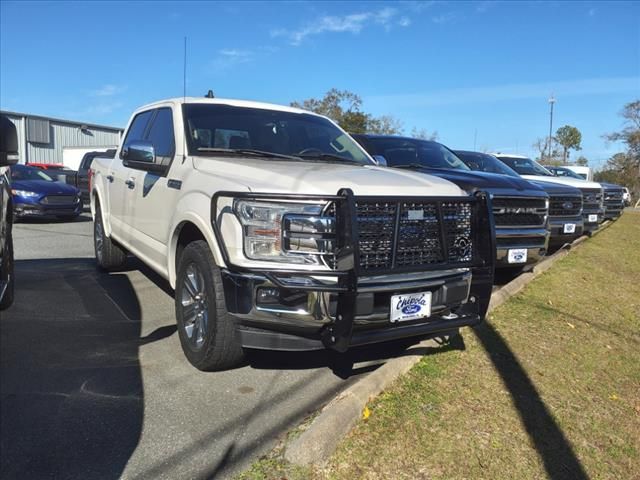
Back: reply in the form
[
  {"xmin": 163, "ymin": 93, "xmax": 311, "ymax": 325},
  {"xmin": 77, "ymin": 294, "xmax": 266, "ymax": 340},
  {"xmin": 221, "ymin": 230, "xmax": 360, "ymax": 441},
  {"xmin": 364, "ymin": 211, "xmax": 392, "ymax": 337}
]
[{"xmin": 1, "ymin": 214, "xmax": 420, "ymax": 479}]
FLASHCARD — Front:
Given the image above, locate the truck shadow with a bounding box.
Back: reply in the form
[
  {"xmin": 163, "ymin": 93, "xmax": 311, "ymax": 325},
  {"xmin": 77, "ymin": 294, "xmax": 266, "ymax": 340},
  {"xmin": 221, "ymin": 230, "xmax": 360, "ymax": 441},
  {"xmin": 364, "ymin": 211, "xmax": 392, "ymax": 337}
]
[
  {"xmin": 246, "ymin": 334, "xmax": 464, "ymax": 379},
  {"xmin": 473, "ymin": 321, "xmax": 589, "ymax": 480},
  {"xmin": 0, "ymin": 258, "xmax": 165, "ymax": 480}
]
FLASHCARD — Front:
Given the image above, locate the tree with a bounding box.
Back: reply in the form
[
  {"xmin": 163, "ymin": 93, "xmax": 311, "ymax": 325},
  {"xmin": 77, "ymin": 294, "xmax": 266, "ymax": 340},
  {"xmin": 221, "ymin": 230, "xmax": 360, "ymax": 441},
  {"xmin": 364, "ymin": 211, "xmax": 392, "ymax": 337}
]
[
  {"xmin": 368, "ymin": 115, "xmax": 404, "ymax": 135},
  {"xmin": 604, "ymin": 99, "xmax": 640, "ymax": 172},
  {"xmin": 291, "ymin": 88, "xmax": 403, "ymax": 135},
  {"xmin": 575, "ymin": 155, "xmax": 588, "ymax": 166},
  {"xmin": 410, "ymin": 127, "xmax": 438, "ymax": 141},
  {"xmin": 532, "ymin": 137, "xmax": 549, "ymax": 163},
  {"xmin": 555, "ymin": 125, "xmax": 582, "ymax": 164}
]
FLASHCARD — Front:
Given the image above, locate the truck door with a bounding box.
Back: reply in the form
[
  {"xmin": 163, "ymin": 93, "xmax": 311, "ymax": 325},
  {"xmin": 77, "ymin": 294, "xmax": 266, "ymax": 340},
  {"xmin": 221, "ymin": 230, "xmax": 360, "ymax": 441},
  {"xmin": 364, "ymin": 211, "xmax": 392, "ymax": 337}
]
[
  {"xmin": 109, "ymin": 110, "xmax": 153, "ymax": 243},
  {"xmin": 128, "ymin": 107, "xmax": 180, "ymax": 270}
]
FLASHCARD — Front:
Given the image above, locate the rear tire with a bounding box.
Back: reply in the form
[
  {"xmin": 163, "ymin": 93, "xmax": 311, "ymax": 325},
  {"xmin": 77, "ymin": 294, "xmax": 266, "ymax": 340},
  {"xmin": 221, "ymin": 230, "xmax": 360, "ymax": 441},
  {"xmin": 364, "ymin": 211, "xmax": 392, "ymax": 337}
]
[
  {"xmin": 0, "ymin": 232, "xmax": 15, "ymax": 310},
  {"xmin": 94, "ymin": 204, "xmax": 126, "ymax": 270},
  {"xmin": 175, "ymin": 240, "xmax": 244, "ymax": 371}
]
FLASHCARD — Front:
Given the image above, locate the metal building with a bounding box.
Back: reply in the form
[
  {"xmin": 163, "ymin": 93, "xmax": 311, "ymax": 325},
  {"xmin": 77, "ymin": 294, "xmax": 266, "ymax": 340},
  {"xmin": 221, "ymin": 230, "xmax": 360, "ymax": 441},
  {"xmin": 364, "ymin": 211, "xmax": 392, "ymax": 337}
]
[{"xmin": 0, "ymin": 110, "xmax": 122, "ymax": 169}]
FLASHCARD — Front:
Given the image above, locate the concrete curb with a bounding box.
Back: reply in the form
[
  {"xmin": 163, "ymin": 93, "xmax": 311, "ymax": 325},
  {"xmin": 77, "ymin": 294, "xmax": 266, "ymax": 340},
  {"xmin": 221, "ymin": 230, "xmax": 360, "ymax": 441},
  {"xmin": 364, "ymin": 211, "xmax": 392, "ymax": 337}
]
[{"xmin": 284, "ymin": 220, "xmax": 615, "ymax": 466}]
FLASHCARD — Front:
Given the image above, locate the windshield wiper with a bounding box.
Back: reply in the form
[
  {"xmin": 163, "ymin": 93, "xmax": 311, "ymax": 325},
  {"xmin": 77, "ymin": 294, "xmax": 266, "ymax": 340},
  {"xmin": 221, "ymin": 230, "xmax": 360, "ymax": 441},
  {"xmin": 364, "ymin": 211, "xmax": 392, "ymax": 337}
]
[
  {"xmin": 196, "ymin": 147, "xmax": 301, "ymax": 161},
  {"xmin": 296, "ymin": 152, "xmax": 364, "ymax": 164},
  {"xmin": 393, "ymin": 163, "xmax": 427, "ymax": 170}
]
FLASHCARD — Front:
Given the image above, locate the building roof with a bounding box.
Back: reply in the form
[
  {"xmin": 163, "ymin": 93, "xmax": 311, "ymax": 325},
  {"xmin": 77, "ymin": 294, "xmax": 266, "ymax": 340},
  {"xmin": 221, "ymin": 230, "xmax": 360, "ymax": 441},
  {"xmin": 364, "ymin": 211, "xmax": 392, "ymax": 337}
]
[{"xmin": 0, "ymin": 110, "xmax": 123, "ymax": 132}]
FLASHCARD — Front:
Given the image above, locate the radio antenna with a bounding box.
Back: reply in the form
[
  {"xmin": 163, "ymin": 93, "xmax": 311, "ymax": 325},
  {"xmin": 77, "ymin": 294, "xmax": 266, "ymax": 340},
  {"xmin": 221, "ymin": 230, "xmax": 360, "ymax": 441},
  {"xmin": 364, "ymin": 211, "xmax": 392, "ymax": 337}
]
[{"xmin": 183, "ymin": 36, "xmax": 187, "ymax": 162}]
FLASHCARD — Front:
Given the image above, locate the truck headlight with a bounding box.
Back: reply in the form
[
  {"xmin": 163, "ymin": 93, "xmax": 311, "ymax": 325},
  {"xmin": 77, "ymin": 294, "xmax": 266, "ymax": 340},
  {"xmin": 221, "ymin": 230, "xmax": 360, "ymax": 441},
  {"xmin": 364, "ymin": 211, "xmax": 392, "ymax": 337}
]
[{"xmin": 233, "ymin": 200, "xmax": 334, "ymax": 264}]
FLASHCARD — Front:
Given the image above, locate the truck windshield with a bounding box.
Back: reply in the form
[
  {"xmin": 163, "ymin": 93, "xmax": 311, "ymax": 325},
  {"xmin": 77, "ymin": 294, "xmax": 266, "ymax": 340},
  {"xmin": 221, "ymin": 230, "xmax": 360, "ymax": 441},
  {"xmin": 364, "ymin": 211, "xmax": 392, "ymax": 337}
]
[
  {"xmin": 550, "ymin": 167, "xmax": 585, "ymax": 179},
  {"xmin": 455, "ymin": 151, "xmax": 520, "ymax": 178},
  {"xmin": 497, "ymin": 156, "xmax": 554, "ymax": 176},
  {"xmin": 182, "ymin": 104, "xmax": 372, "ymax": 165},
  {"xmin": 363, "ymin": 137, "xmax": 470, "ymax": 171}
]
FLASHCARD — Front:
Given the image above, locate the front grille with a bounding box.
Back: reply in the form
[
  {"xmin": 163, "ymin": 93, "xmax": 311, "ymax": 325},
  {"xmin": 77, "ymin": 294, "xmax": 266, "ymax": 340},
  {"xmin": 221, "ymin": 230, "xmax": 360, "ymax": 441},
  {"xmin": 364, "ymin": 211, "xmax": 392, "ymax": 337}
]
[
  {"xmin": 492, "ymin": 197, "xmax": 547, "ymax": 227},
  {"xmin": 581, "ymin": 188, "xmax": 602, "ymax": 210},
  {"xmin": 549, "ymin": 195, "xmax": 582, "ymax": 216},
  {"xmin": 40, "ymin": 195, "xmax": 77, "ymax": 205},
  {"xmin": 354, "ymin": 199, "xmax": 473, "ymax": 273}
]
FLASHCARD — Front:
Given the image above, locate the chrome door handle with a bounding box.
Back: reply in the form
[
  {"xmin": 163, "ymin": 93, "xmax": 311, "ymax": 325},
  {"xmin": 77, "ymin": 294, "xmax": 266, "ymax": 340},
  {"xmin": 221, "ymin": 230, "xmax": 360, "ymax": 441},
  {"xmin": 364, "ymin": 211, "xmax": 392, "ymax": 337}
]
[{"xmin": 125, "ymin": 179, "xmax": 135, "ymax": 189}]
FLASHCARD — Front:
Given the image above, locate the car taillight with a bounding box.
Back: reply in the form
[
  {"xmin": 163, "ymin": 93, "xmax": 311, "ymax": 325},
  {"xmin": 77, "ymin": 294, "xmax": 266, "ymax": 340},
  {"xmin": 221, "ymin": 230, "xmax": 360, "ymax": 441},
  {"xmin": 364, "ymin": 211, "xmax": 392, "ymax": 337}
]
[{"xmin": 88, "ymin": 168, "xmax": 94, "ymax": 195}]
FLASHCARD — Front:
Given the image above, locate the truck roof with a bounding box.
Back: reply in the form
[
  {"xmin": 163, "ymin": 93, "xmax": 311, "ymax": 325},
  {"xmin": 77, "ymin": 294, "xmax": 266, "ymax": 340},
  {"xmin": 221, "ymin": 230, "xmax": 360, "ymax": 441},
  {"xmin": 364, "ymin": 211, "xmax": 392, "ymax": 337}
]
[
  {"xmin": 135, "ymin": 97, "xmax": 318, "ymax": 117},
  {"xmin": 492, "ymin": 153, "xmax": 530, "ymax": 159}
]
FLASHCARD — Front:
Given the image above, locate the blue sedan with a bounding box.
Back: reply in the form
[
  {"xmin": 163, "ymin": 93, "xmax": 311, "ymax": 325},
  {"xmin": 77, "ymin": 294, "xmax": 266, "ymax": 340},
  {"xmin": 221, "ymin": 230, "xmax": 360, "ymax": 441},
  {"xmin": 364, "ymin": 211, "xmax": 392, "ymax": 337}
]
[{"xmin": 10, "ymin": 164, "xmax": 82, "ymax": 220}]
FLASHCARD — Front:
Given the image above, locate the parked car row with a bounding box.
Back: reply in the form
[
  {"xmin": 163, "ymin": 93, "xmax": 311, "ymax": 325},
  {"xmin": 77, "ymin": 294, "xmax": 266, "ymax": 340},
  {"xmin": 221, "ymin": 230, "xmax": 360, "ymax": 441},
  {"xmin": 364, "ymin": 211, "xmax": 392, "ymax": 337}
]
[{"xmin": 0, "ymin": 100, "xmax": 628, "ymax": 363}]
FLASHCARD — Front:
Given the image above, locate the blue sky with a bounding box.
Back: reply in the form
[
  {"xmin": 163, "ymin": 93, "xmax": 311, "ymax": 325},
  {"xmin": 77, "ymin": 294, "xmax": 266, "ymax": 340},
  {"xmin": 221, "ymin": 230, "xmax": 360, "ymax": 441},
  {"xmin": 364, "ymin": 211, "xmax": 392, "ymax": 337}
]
[{"xmin": 1, "ymin": 1, "xmax": 638, "ymax": 168}]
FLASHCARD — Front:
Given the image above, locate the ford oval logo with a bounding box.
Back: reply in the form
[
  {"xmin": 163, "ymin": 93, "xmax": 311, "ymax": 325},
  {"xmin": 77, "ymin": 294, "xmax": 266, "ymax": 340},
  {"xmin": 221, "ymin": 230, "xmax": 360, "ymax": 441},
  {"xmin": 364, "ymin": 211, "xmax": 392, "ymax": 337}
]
[
  {"xmin": 562, "ymin": 201, "xmax": 573, "ymax": 209},
  {"xmin": 402, "ymin": 304, "xmax": 422, "ymax": 315}
]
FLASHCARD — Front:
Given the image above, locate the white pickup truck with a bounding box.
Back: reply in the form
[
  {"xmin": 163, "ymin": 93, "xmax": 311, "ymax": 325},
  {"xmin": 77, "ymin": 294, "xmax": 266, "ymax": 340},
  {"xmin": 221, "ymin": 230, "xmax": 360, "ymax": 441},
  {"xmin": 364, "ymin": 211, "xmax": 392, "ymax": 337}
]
[{"xmin": 91, "ymin": 97, "xmax": 495, "ymax": 370}]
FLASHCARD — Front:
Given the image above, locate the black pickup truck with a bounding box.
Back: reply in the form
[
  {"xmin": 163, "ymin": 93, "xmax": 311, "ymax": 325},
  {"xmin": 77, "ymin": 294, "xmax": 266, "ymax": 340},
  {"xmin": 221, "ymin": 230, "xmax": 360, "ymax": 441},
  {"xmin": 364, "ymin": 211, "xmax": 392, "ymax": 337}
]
[
  {"xmin": 454, "ymin": 150, "xmax": 585, "ymax": 246},
  {"xmin": 353, "ymin": 135, "xmax": 550, "ymax": 271},
  {"xmin": 0, "ymin": 114, "xmax": 19, "ymax": 310}
]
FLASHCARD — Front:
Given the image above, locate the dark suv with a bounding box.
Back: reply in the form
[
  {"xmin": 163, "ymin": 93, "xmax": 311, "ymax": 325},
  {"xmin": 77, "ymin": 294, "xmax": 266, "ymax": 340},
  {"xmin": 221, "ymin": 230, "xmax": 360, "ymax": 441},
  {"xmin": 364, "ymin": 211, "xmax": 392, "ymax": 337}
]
[
  {"xmin": 0, "ymin": 115, "xmax": 19, "ymax": 309},
  {"xmin": 454, "ymin": 150, "xmax": 584, "ymax": 246},
  {"xmin": 353, "ymin": 135, "xmax": 550, "ymax": 271}
]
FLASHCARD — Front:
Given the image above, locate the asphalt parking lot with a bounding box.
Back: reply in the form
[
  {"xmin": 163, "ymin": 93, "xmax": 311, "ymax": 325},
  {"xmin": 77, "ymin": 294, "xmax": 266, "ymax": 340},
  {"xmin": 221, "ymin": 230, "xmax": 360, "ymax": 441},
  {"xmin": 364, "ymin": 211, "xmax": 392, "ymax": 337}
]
[{"xmin": 0, "ymin": 213, "xmax": 425, "ymax": 479}]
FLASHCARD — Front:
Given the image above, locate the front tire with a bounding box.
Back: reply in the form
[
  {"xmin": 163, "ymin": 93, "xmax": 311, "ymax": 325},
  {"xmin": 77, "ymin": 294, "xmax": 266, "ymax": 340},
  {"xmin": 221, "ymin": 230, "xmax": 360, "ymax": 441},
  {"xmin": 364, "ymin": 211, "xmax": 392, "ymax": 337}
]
[
  {"xmin": 175, "ymin": 240, "xmax": 244, "ymax": 371},
  {"xmin": 94, "ymin": 204, "xmax": 126, "ymax": 270}
]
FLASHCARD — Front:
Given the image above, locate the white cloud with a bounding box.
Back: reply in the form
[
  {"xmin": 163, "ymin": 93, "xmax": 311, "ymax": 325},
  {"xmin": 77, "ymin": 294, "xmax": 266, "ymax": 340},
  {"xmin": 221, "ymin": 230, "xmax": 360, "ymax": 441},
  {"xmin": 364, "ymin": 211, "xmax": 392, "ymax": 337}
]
[
  {"xmin": 431, "ymin": 12, "xmax": 456, "ymax": 24},
  {"xmin": 219, "ymin": 49, "xmax": 253, "ymax": 60},
  {"xmin": 366, "ymin": 77, "xmax": 640, "ymax": 109},
  {"xmin": 91, "ymin": 84, "xmax": 126, "ymax": 97},
  {"xmin": 271, "ymin": 7, "xmax": 411, "ymax": 46}
]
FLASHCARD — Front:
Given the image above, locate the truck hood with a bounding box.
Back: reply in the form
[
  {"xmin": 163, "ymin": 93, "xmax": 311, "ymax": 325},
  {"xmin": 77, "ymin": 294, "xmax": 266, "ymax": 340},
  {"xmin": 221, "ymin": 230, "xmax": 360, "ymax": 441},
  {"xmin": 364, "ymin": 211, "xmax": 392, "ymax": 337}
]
[
  {"xmin": 192, "ymin": 157, "xmax": 465, "ymax": 196},
  {"xmin": 528, "ymin": 180, "xmax": 582, "ymax": 195},
  {"xmin": 521, "ymin": 175, "xmax": 602, "ymax": 190},
  {"xmin": 407, "ymin": 167, "xmax": 544, "ymax": 194}
]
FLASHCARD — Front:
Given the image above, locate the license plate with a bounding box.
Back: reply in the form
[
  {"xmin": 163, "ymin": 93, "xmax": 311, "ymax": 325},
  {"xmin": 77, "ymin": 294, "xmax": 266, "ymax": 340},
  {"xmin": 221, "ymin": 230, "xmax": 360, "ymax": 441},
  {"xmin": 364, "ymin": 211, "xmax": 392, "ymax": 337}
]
[
  {"xmin": 563, "ymin": 223, "xmax": 576, "ymax": 234},
  {"xmin": 390, "ymin": 291, "xmax": 432, "ymax": 323},
  {"xmin": 508, "ymin": 248, "xmax": 528, "ymax": 264},
  {"xmin": 588, "ymin": 214, "xmax": 598, "ymax": 223}
]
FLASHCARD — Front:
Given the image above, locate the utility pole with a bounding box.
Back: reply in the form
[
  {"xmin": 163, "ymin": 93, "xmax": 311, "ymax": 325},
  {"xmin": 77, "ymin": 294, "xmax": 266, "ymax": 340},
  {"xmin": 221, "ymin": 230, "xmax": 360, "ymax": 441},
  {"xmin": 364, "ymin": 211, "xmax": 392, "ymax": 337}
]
[
  {"xmin": 548, "ymin": 94, "xmax": 556, "ymax": 162},
  {"xmin": 473, "ymin": 128, "xmax": 477, "ymax": 151}
]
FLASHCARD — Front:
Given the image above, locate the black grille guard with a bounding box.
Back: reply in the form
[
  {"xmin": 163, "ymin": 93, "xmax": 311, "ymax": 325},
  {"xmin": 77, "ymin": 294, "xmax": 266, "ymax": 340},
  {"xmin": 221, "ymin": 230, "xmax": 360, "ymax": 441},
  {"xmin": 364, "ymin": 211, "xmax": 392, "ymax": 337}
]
[{"xmin": 211, "ymin": 190, "xmax": 496, "ymax": 352}]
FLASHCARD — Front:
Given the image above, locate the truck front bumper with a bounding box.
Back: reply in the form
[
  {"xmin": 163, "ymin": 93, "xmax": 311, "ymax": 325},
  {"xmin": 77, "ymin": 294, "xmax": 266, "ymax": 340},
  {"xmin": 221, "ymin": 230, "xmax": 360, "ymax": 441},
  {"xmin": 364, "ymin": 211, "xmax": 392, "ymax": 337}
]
[
  {"xmin": 222, "ymin": 269, "xmax": 484, "ymax": 351},
  {"xmin": 548, "ymin": 216, "xmax": 584, "ymax": 245},
  {"xmin": 583, "ymin": 209, "xmax": 604, "ymax": 232},
  {"xmin": 494, "ymin": 227, "xmax": 549, "ymax": 268}
]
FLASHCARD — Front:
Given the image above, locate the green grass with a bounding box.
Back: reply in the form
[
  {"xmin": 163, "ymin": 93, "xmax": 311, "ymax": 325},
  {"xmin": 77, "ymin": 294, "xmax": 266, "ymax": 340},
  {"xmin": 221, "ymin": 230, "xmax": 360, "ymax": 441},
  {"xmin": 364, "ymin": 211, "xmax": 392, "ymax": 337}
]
[{"xmin": 239, "ymin": 212, "xmax": 640, "ymax": 480}]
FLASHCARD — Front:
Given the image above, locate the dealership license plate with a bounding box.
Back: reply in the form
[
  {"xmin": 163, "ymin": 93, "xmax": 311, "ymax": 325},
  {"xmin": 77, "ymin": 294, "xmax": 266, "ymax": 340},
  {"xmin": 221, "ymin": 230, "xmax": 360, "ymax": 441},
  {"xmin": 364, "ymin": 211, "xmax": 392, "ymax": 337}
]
[
  {"xmin": 563, "ymin": 223, "xmax": 576, "ymax": 234},
  {"xmin": 508, "ymin": 248, "xmax": 528, "ymax": 264},
  {"xmin": 390, "ymin": 291, "xmax": 432, "ymax": 323},
  {"xmin": 588, "ymin": 214, "xmax": 598, "ymax": 222}
]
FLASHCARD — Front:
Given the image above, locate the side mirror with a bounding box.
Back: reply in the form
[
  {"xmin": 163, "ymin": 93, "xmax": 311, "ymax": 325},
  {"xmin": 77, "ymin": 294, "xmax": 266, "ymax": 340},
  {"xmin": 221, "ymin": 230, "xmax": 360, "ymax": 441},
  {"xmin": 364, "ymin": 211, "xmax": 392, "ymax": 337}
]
[
  {"xmin": 121, "ymin": 141, "xmax": 166, "ymax": 174},
  {"xmin": 372, "ymin": 155, "xmax": 388, "ymax": 166},
  {"xmin": 122, "ymin": 141, "xmax": 155, "ymax": 163},
  {"xmin": 0, "ymin": 115, "xmax": 19, "ymax": 167}
]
